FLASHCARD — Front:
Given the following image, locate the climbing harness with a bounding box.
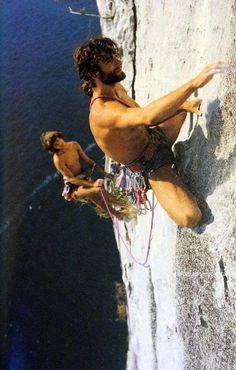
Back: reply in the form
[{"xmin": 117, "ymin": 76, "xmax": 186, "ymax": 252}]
[{"xmin": 100, "ymin": 188, "xmax": 156, "ymax": 268}]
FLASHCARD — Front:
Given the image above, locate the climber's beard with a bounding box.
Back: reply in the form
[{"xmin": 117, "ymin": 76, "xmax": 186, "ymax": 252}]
[{"xmin": 99, "ymin": 69, "xmax": 126, "ymax": 85}]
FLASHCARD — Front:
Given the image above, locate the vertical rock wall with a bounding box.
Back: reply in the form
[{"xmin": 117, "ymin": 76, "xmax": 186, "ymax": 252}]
[{"xmin": 96, "ymin": 1, "xmax": 236, "ymax": 369}]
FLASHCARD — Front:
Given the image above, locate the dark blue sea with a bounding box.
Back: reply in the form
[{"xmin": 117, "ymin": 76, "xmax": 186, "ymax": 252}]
[{"xmin": 1, "ymin": 1, "xmax": 127, "ymax": 369}]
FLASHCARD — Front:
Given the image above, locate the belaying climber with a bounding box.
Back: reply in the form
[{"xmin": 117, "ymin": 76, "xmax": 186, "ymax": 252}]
[
  {"xmin": 73, "ymin": 36, "xmax": 226, "ymax": 228},
  {"xmin": 40, "ymin": 131, "xmax": 130, "ymax": 219}
]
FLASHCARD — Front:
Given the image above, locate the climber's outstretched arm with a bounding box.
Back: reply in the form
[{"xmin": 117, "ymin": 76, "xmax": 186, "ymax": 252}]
[{"xmin": 96, "ymin": 61, "xmax": 225, "ymax": 129}]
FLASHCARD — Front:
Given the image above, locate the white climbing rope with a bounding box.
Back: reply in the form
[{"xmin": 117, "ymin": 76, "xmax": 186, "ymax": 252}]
[{"xmin": 100, "ymin": 189, "xmax": 156, "ymax": 268}]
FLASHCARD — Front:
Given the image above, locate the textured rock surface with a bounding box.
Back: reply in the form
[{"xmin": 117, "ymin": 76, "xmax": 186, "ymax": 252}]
[{"xmin": 97, "ymin": 1, "xmax": 236, "ymax": 369}]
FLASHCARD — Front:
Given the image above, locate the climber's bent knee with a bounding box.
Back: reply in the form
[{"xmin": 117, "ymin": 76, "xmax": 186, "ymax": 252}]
[
  {"xmin": 148, "ymin": 165, "xmax": 202, "ymax": 228},
  {"xmin": 180, "ymin": 207, "xmax": 202, "ymax": 229}
]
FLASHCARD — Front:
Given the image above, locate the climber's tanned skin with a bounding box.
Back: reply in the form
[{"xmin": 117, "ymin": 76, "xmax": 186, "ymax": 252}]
[
  {"xmin": 42, "ymin": 132, "xmax": 128, "ymax": 219},
  {"xmin": 75, "ymin": 39, "xmax": 225, "ymax": 227},
  {"xmin": 89, "ymin": 58, "xmax": 225, "ymax": 227},
  {"xmin": 51, "ymin": 137, "xmax": 129, "ymax": 219}
]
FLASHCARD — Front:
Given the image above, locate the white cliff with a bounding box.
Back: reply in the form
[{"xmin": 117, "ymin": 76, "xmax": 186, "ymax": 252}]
[{"xmin": 96, "ymin": 1, "xmax": 236, "ymax": 369}]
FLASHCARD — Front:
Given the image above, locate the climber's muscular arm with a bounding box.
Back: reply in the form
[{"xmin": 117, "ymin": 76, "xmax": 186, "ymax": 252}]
[
  {"xmin": 119, "ymin": 83, "xmax": 202, "ymax": 118},
  {"xmin": 93, "ymin": 62, "xmax": 225, "ymax": 129}
]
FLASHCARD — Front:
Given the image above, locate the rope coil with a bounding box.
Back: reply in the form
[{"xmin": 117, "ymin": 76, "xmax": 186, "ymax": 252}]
[{"xmin": 100, "ymin": 189, "xmax": 156, "ymax": 268}]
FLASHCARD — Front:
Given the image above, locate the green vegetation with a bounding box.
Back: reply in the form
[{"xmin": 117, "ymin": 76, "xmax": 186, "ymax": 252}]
[{"xmin": 114, "ymin": 282, "xmax": 127, "ymax": 322}]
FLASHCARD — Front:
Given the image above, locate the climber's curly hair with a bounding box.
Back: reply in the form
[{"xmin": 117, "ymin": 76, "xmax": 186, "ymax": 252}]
[
  {"xmin": 40, "ymin": 131, "xmax": 64, "ymax": 155},
  {"xmin": 73, "ymin": 37, "xmax": 120, "ymax": 96}
]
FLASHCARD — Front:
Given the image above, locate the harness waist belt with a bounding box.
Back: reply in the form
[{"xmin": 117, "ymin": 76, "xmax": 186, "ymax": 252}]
[{"xmin": 126, "ymin": 142, "xmax": 161, "ymax": 172}]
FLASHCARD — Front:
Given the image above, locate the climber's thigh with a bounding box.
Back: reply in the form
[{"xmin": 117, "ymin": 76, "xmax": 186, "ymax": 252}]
[
  {"xmin": 158, "ymin": 111, "xmax": 187, "ymax": 145},
  {"xmin": 148, "ymin": 165, "xmax": 201, "ymax": 227}
]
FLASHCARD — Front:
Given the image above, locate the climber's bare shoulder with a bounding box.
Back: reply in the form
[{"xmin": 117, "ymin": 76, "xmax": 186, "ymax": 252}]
[{"xmin": 90, "ymin": 99, "xmax": 148, "ymax": 164}]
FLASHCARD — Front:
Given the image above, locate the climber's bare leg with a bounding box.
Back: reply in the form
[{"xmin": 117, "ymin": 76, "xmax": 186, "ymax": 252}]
[
  {"xmin": 70, "ymin": 186, "xmax": 125, "ymax": 219},
  {"xmin": 149, "ymin": 99, "xmax": 203, "ymax": 227},
  {"xmin": 158, "ymin": 98, "xmax": 202, "ymax": 145},
  {"xmin": 158, "ymin": 111, "xmax": 187, "ymax": 145},
  {"xmin": 106, "ymin": 193, "xmax": 129, "ymax": 209},
  {"xmin": 148, "ymin": 165, "xmax": 202, "ymax": 228},
  {"xmin": 86, "ymin": 191, "xmax": 125, "ymax": 220}
]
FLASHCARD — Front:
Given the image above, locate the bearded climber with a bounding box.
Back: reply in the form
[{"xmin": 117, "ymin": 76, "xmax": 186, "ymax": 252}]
[{"xmin": 73, "ymin": 37, "xmax": 225, "ymax": 228}]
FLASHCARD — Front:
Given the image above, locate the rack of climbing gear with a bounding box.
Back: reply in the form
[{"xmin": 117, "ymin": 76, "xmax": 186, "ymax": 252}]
[
  {"xmin": 102, "ymin": 159, "xmax": 157, "ymax": 267},
  {"xmin": 105, "ymin": 162, "xmax": 151, "ymax": 215}
]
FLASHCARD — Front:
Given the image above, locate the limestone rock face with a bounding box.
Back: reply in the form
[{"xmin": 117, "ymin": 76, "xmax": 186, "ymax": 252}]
[{"xmin": 97, "ymin": 1, "xmax": 236, "ymax": 369}]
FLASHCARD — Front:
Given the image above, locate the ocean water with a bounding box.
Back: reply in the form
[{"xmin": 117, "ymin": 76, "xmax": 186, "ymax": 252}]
[{"xmin": 1, "ymin": 1, "xmax": 127, "ymax": 369}]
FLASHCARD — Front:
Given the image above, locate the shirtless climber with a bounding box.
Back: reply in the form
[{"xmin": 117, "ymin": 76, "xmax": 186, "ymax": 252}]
[
  {"xmin": 40, "ymin": 131, "xmax": 129, "ymax": 219},
  {"xmin": 73, "ymin": 37, "xmax": 226, "ymax": 228}
]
